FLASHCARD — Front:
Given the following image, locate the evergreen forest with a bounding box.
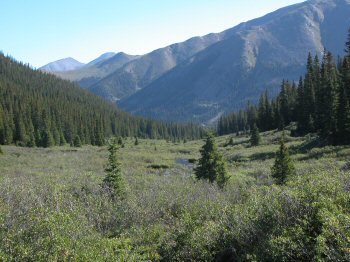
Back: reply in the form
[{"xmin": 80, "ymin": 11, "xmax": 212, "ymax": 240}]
[{"xmin": 0, "ymin": 54, "xmax": 204, "ymax": 147}]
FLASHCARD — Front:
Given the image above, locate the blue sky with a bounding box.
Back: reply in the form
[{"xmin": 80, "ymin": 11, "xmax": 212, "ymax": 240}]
[{"xmin": 1, "ymin": 0, "xmax": 305, "ymax": 67}]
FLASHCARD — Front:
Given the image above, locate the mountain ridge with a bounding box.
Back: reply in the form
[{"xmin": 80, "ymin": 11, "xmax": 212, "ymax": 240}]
[
  {"xmin": 119, "ymin": 0, "xmax": 350, "ymax": 123},
  {"xmin": 52, "ymin": 52, "xmax": 139, "ymax": 89},
  {"xmin": 41, "ymin": 0, "xmax": 350, "ymax": 123},
  {"xmin": 86, "ymin": 52, "xmax": 116, "ymax": 66},
  {"xmin": 41, "ymin": 1, "xmax": 306, "ymax": 99},
  {"xmin": 87, "ymin": 33, "xmax": 226, "ymax": 100}
]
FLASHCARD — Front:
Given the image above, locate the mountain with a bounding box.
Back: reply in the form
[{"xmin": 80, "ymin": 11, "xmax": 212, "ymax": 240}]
[
  {"xmin": 86, "ymin": 52, "xmax": 116, "ymax": 66},
  {"xmin": 88, "ymin": 33, "xmax": 233, "ymax": 101},
  {"xmin": 40, "ymin": 57, "xmax": 85, "ymax": 72},
  {"xmin": 53, "ymin": 52, "xmax": 139, "ymax": 89},
  {"xmin": 119, "ymin": 0, "xmax": 350, "ymax": 123},
  {"xmin": 0, "ymin": 54, "xmax": 204, "ymax": 148}
]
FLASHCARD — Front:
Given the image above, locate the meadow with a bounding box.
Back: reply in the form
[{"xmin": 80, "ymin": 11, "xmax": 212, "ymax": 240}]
[{"xmin": 0, "ymin": 130, "xmax": 350, "ymax": 261}]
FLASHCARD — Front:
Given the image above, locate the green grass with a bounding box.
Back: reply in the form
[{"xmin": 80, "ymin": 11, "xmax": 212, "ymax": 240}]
[{"xmin": 0, "ymin": 131, "xmax": 350, "ymax": 261}]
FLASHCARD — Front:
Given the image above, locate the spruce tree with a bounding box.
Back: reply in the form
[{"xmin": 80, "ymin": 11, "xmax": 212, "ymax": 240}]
[
  {"xmin": 305, "ymin": 53, "xmax": 316, "ymax": 117},
  {"xmin": 228, "ymin": 136, "xmax": 234, "ymax": 146},
  {"xmin": 134, "ymin": 136, "xmax": 139, "ymax": 146},
  {"xmin": 27, "ymin": 120, "xmax": 36, "ymax": 147},
  {"xmin": 343, "ymin": 44, "xmax": 350, "ymax": 101},
  {"xmin": 316, "ymin": 51, "xmax": 339, "ymax": 140},
  {"xmin": 336, "ymin": 87, "xmax": 350, "ymax": 144},
  {"xmin": 15, "ymin": 116, "xmax": 27, "ymax": 145},
  {"xmin": 279, "ymin": 80, "xmax": 292, "ymax": 125},
  {"xmin": 250, "ymin": 124, "xmax": 261, "ymax": 146},
  {"xmin": 258, "ymin": 92, "xmax": 268, "ymax": 131},
  {"xmin": 195, "ymin": 133, "xmax": 229, "ymax": 188},
  {"xmin": 42, "ymin": 129, "xmax": 54, "ymax": 148},
  {"xmin": 296, "ymin": 77, "xmax": 307, "ymax": 133},
  {"xmin": 103, "ymin": 142, "xmax": 126, "ymax": 199},
  {"xmin": 271, "ymin": 132, "xmax": 295, "ymax": 185},
  {"xmin": 59, "ymin": 132, "xmax": 66, "ymax": 146},
  {"xmin": 3, "ymin": 119, "xmax": 14, "ymax": 145},
  {"xmin": 0, "ymin": 145, "xmax": 3, "ymax": 155},
  {"xmin": 73, "ymin": 135, "xmax": 82, "ymax": 147}
]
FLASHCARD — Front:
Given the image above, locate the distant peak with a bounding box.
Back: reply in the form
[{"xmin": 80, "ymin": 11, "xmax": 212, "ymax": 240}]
[
  {"xmin": 40, "ymin": 57, "xmax": 85, "ymax": 72},
  {"xmin": 114, "ymin": 52, "xmax": 132, "ymax": 57},
  {"xmin": 60, "ymin": 57, "xmax": 82, "ymax": 62}
]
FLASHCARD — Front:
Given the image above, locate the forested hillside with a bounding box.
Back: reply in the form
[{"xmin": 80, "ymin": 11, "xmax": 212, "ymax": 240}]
[
  {"xmin": 218, "ymin": 29, "xmax": 350, "ymax": 145},
  {"xmin": 0, "ymin": 54, "xmax": 204, "ymax": 147}
]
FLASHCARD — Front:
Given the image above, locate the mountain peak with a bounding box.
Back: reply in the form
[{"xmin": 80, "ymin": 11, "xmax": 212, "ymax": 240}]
[{"xmin": 40, "ymin": 57, "xmax": 85, "ymax": 72}]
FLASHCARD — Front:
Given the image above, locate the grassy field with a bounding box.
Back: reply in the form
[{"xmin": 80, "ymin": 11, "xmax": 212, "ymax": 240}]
[{"xmin": 0, "ymin": 131, "xmax": 350, "ymax": 261}]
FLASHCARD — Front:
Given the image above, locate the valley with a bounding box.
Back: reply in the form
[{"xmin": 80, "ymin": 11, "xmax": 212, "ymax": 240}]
[{"xmin": 1, "ymin": 0, "xmax": 350, "ymax": 260}]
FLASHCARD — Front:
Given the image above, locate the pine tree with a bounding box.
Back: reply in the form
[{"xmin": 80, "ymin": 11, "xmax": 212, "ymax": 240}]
[
  {"xmin": 258, "ymin": 92, "xmax": 269, "ymax": 131},
  {"xmin": 14, "ymin": 116, "xmax": 27, "ymax": 145},
  {"xmin": 27, "ymin": 120, "xmax": 36, "ymax": 147},
  {"xmin": 297, "ymin": 77, "xmax": 307, "ymax": 133},
  {"xmin": 303, "ymin": 53, "xmax": 317, "ymax": 131},
  {"xmin": 103, "ymin": 142, "xmax": 126, "ymax": 199},
  {"xmin": 343, "ymin": 43, "xmax": 350, "ymax": 101},
  {"xmin": 279, "ymin": 80, "xmax": 292, "ymax": 125},
  {"xmin": 250, "ymin": 124, "xmax": 261, "ymax": 146},
  {"xmin": 228, "ymin": 136, "xmax": 234, "ymax": 146},
  {"xmin": 336, "ymin": 86, "xmax": 350, "ymax": 144},
  {"xmin": 3, "ymin": 118, "xmax": 14, "ymax": 145},
  {"xmin": 41, "ymin": 110, "xmax": 54, "ymax": 148},
  {"xmin": 42, "ymin": 128, "xmax": 54, "ymax": 148},
  {"xmin": 195, "ymin": 133, "xmax": 229, "ymax": 188},
  {"xmin": 59, "ymin": 132, "xmax": 66, "ymax": 146},
  {"xmin": 305, "ymin": 53, "xmax": 316, "ymax": 117},
  {"xmin": 318, "ymin": 51, "xmax": 339, "ymax": 140},
  {"xmin": 271, "ymin": 132, "xmax": 295, "ymax": 185},
  {"xmin": 271, "ymin": 99, "xmax": 281, "ymax": 130},
  {"xmin": 73, "ymin": 135, "xmax": 82, "ymax": 147}
]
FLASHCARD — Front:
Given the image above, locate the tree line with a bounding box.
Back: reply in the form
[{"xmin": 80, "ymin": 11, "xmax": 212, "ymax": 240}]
[
  {"xmin": 0, "ymin": 54, "xmax": 204, "ymax": 147},
  {"xmin": 218, "ymin": 29, "xmax": 350, "ymax": 145}
]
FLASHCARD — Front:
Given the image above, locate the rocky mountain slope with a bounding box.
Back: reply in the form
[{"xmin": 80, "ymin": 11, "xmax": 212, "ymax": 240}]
[
  {"xmin": 119, "ymin": 0, "xmax": 350, "ymax": 122},
  {"xmin": 88, "ymin": 33, "xmax": 232, "ymax": 100}
]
